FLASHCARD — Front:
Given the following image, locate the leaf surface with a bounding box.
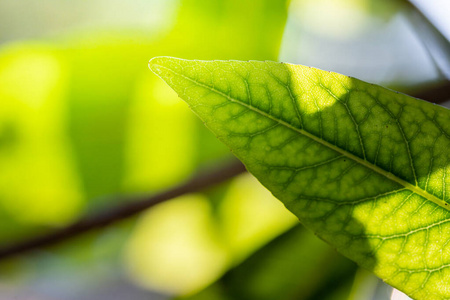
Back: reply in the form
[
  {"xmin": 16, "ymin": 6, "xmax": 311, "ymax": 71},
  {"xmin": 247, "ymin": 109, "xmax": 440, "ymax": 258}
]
[{"xmin": 149, "ymin": 57, "xmax": 450, "ymax": 300}]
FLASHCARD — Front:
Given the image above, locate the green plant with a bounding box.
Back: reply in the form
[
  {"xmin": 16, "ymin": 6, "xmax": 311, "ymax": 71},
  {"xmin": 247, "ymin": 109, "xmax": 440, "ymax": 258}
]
[
  {"xmin": 1, "ymin": 1, "xmax": 450, "ymax": 299},
  {"xmin": 150, "ymin": 57, "xmax": 450, "ymax": 300}
]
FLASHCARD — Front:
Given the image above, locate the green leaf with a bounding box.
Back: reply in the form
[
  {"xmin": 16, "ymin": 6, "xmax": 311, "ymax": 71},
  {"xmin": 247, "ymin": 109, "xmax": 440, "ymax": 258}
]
[{"xmin": 150, "ymin": 57, "xmax": 450, "ymax": 300}]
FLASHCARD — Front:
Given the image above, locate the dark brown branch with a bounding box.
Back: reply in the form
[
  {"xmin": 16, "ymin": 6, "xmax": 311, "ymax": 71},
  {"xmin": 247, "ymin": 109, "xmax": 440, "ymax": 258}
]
[
  {"xmin": 413, "ymin": 81, "xmax": 450, "ymax": 104},
  {"xmin": 0, "ymin": 159, "xmax": 246, "ymax": 260}
]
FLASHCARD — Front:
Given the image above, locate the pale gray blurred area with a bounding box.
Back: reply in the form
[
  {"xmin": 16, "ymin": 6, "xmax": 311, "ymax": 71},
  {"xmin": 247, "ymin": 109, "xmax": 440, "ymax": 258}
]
[
  {"xmin": 410, "ymin": 0, "xmax": 450, "ymax": 41},
  {"xmin": 0, "ymin": 279, "xmax": 167, "ymax": 300},
  {"xmin": 0, "ymin": 0, "xmax": 178, "ymax": 44},
  {"xmin": 0, "ymin": 245, "xmax": 171, "ymax": 300},
  {"xmin": 279, "ymin": 0, "xmax": 448, "ymax": 86}
]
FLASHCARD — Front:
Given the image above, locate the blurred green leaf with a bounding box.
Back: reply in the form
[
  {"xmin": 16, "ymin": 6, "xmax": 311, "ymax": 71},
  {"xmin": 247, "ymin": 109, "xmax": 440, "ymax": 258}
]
[
  {"xmin": 123, "ymin": 74, "xmax": 197, "ymax": 192},
  {"xmin": 164, "ymin": 0, "xmax": 290, "ymax": 60},
  {"xmin": 0, "ymin": 45, "xmax": 83, "ymax": 228},
  {"xmin": 125, "ymin": 194, "xmax": 229, "ymax": 295},
  {"xmin": 180, "ymin": 225, "xmax": 357, "ymax": 300},
  {"xmin": 218, "ymin": 174, "xmax": 297, "ymax": 263}
]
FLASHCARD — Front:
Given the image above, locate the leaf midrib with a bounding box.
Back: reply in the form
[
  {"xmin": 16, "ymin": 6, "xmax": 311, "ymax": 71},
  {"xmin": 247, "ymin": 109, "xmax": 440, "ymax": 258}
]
[{"xmin": 154, "ymin": 63, "xmax": 448, "ymax": 211}]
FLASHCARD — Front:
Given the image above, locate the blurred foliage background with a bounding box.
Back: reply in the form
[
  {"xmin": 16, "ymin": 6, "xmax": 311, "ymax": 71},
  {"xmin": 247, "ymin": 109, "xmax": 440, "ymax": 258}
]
[{"xmin": 0, "ymin": 0, "xmax": 449, "ymax": 299}]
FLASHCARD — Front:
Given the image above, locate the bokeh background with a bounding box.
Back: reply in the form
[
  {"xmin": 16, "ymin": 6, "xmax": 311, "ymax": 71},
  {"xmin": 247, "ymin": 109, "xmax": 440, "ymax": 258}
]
[{"xmin": 0, "ymin": 0, "xmax": 449, "ymax": 299}]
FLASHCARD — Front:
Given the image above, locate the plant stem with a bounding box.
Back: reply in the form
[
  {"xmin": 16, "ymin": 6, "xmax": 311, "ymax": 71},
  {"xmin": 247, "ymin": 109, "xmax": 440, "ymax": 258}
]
[{"xmin": 0, "ymin": 159, "xmax": 246, "ymax": 260}]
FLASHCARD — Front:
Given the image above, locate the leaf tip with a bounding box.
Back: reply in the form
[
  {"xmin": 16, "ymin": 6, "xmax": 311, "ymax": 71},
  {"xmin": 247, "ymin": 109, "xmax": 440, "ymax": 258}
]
[
  {"xmin": 148, "ymin": 56, "xmax": 167, "ymax": 76},
  {"xmin": 149, "ymin": 56, "xmax": 188, "ymax": 83}
]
